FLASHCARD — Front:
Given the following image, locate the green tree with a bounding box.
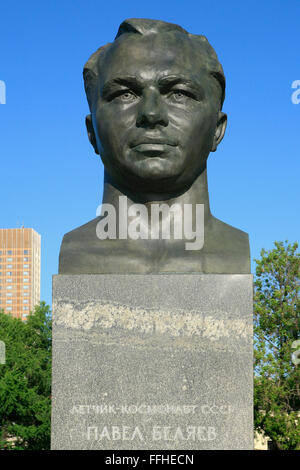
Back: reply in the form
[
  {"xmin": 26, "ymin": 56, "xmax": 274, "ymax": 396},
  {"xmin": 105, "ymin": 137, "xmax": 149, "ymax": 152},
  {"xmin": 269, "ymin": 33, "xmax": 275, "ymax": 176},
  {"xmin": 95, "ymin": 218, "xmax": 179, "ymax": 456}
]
[
  {"xmin": 0, "ymin": 302, "xmax": 51, "ymax": 450},
  {"xmin": 254, "ymin": 241, "xmax": 300, "ymax": 450}
]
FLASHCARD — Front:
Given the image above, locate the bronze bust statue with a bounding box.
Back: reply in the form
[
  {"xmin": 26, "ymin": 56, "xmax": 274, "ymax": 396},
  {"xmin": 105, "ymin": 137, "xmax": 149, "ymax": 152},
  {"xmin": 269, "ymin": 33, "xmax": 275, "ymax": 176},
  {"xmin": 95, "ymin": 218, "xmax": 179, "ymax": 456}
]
[{"xmin": 59, "ymin": 18, "xmax": 250, "ymax": 274}]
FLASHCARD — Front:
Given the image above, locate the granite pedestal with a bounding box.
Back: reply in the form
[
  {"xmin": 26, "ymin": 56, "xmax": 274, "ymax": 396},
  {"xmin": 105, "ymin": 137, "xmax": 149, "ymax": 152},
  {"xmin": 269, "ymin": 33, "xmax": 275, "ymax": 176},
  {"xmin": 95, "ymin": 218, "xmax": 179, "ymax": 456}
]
[{"xmin": 51, "ymin": 274, "xmax": 253, "ymax": 450}]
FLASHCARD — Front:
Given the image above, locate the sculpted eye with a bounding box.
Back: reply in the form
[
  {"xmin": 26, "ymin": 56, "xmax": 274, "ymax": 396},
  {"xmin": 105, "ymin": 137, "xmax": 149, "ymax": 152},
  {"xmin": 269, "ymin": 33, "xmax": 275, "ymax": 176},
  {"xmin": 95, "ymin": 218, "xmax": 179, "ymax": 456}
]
[
  {"xmin": 118, "ymin": 91, "xmax": 137, "ymax": 102},
  {"xmin": 173, "ymin": 91, "xmax": 185, "ymax": 99},
  {"xmin": 169, "ymin": 89, "xmax": 193, "ymax": 103}
]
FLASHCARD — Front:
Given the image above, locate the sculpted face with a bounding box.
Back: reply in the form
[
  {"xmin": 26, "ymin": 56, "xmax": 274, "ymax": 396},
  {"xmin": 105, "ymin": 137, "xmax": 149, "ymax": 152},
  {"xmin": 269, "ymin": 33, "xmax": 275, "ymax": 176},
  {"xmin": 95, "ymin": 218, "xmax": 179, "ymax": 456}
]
[{"xmin": 87, "ymin": 32, "xmax": 227, "ymax": 194}]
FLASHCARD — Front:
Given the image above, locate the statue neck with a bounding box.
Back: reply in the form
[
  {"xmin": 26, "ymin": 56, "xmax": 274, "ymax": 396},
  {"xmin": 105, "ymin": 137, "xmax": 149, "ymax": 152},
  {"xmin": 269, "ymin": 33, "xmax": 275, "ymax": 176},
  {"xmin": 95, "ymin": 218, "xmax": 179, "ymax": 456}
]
[{"xmin": 102, "ymin": 169, "xmax": 211, "ymax": 218}]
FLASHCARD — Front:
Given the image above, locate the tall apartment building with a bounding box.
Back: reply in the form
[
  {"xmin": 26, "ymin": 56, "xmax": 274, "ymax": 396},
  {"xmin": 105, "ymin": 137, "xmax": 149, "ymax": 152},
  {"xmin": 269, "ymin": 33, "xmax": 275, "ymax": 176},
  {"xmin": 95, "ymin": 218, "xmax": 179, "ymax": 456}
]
[{"xmin": 0, "ymin": 228, "xmax": 41, "ymax": 320}]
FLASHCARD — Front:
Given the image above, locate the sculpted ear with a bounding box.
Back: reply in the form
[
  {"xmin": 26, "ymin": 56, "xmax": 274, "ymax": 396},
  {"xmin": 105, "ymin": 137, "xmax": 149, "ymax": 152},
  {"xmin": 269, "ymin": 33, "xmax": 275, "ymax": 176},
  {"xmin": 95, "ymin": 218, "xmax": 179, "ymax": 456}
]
[
  {"xmin": 211, "ymin": 112, "xmax": 227, "ymax": 152},
  {"xmin": 86, "ymin": 114, "xmax": 99, "ymax": 154}
]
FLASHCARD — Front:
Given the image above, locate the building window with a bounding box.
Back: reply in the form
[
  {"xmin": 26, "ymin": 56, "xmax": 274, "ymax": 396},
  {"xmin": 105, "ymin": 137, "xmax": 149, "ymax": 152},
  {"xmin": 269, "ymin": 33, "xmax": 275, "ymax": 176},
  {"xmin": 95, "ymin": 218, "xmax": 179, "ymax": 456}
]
[
  {"xmin": 23, "ymin": 292, "xmax": 29, "ymax": 296},
  {"xmin": 6, "ymin": 272, "xmax": 12, "ymax": 276},
  {"xmin": 24, "ymin": 257, "xmax": 29, "ymax": 261},
  {"xmin": 6, "ymin": 279, "xmax": 12, "ymax": 283},
  {"xmin": 6, "ymin": 300, "xmax": 12, "ymax": 304},
  {"xmin": 23, "ymin": 271, "xmax": 29, "ymax": 275},
  {"xmin": 6, "ymin": 286, "xmax": 12, "ymax": 290},
  {"xmin": 23, "ymin": 299, "xmax": 28, "ymax": 303},
  {"xmin": 6, "ymin": 293, "xmax": 12, "ymax": 296},
  {"xmin": 7, "ymin": 251, "xmax": 12, "ymax": 255},
  {"xmin": 6, "ymin": 307, "xmax": 12, "ymax": 311},
  {"xmin": 23, "ymin": 278, "xmax": 29, "ymax": 282},
  {"xmin": 7, "ymin": 264, "xmax": 13, "ymax": 268},
  {"xmin": 23, "ymin": 286, "xmax": 29, "ymax": 290},
  {"xmin": 7, "ymin": 258, "xmax": 12, "ymax": 262},
  {"xmin": 23, "ymin": 306, "xmax": 29, "ymax": 311},
  {"xmin": 24, "ymin": 250, "xmax": 29, "ymax": 254},
  {"xmin": 23, "ymin": 264, "xmax": 29, "ymax": 268}
]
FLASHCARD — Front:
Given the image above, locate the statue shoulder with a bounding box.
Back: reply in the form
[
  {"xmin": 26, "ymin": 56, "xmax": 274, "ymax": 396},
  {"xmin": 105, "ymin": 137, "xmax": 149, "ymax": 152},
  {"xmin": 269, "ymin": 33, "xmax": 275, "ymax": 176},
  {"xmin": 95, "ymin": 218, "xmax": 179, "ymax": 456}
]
[
  {"xmin": 61, "ymin": 217, "xmax": 99, "ymax": 244},
  {"xmin": 59, "ymin": 217, "xmax": 101, "ymax": 273},
  {"xmin": 206, "ymin": 216, "xmax": 251, "ymax": 273}
]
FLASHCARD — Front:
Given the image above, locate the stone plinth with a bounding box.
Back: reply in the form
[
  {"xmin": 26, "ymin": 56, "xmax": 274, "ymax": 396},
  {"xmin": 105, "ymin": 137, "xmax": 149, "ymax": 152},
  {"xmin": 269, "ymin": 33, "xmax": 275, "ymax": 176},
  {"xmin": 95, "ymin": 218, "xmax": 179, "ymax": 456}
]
[{"xmin": 51, "ymin": 274, "xmax": 253, "ymax": 450}]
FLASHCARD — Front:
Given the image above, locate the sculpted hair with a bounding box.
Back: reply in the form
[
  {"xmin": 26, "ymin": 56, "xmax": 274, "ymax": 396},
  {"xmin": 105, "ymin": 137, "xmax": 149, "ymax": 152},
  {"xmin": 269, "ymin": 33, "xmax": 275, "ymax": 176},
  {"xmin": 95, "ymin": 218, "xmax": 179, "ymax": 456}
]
[{"xmin": 83, "ymin": 18, "xmax": 226, "ymax": 111}]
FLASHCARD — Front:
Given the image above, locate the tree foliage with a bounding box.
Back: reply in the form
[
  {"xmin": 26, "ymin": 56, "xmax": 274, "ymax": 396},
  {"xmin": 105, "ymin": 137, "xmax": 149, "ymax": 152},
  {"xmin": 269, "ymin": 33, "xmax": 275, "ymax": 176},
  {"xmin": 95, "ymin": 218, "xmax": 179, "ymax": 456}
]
[
  {"xmin": 254, "ymin": 241, "xmax": 300, "ymax": 450},
  {"xmin": 0, "ymin": 302, "xmax": 51, "ymax": 450}
]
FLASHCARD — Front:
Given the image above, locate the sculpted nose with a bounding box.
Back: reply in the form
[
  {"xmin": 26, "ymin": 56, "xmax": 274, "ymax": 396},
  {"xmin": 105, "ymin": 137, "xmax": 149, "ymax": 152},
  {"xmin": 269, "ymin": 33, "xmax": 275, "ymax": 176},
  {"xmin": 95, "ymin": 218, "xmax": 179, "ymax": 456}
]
[{"xmin": 136, "ymin": 89, "xmax": 169, "ymax": 128}]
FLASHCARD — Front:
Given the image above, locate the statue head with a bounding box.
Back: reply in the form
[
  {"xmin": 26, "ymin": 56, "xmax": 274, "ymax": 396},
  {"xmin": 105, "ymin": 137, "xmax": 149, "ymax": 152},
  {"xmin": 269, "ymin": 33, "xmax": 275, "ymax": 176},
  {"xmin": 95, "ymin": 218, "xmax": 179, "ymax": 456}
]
[{"xmin": 83, "ymin": 18, "xmax": 227, "ymax": 194}]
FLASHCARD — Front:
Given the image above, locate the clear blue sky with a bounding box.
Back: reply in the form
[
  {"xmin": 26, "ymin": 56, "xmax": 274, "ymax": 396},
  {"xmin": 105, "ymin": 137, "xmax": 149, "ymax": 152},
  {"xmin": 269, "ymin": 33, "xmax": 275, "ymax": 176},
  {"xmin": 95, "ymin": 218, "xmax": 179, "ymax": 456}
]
[{"xmin": 0, "ymin": 0, "xmax": 299, "ymax": 308}]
